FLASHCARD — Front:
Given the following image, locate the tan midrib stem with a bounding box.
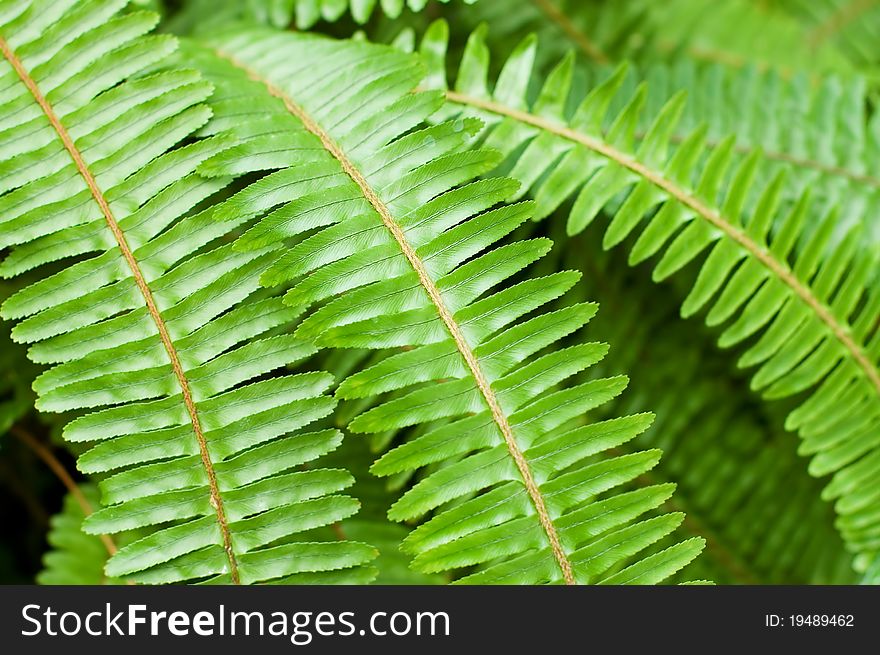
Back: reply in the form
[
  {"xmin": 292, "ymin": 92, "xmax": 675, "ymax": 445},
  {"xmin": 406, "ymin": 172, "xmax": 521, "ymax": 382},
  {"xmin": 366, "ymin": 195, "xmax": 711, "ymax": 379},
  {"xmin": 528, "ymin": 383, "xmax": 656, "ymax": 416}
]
[
  {"xmin": 530, "ymin": 0, "xmax": 608, "ymax": 64},
  {"xmin": 444, "ymin": 90, "xmax": 880, "ymax": 399},
  {"xmin": 218, "ymin": 51, "xmax": 577, "ymax": 585},
  {"xmin": 0, "ymin": 36, "xmax": 241, "ymax": 584}
]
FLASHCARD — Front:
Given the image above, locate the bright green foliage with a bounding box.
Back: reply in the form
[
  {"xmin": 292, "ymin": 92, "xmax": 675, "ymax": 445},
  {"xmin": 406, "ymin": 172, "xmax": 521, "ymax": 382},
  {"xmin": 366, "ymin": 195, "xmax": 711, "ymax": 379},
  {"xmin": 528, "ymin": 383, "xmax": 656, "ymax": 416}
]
[
  {"xmin": 653, "ymin": 384, "xmax": 857, "ymax": 585},
  {"xmin": 187, "ymin": 27, "xmax": 704, "ymax": 584},
  {"xmin": 420, "ymin": 23, "xmax": 880, "ymax": 573},
  {"xmin": 0, "ymin": 0, "xmax": 374, "ymax": 584}
]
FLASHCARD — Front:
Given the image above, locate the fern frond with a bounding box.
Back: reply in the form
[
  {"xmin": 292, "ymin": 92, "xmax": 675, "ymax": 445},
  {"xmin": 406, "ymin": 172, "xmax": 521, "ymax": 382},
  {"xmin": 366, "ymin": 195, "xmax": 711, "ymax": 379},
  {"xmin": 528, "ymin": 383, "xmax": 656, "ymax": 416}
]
[
  {"xmin": 450, "ymin": 0, "xmax": 852, "ymax": 75},
  {"xmin": 446, "ymin": 0, "xmax": 634, "ymax": 66},
  {"xmin": 633, "ymin": 0, "xmax": 853, "ymax": 73},
  {"xmin": 37, "ymin": 484, "xmax": 120, "ymax": 585},
  {"xmin": 168, "ymin": 0, "xmax": 478, "ymax": 33},
  {"xmin": 190, "ymin": 27, "xmax": 705, "ymax": 584},
  {"xmin": 863, "ymin": 551, "xmax": 880, "ymax": 583},
  {"xmin": 779, "ymin": 0, "xmax": 880, "ymax": 69},
  {"xmin": 292, "ymin": 0, "xmax": 478, "ymax": 29},
  {"xmin": 424, "ymin": 24, "xmax": 880, "ymax": 571},
  {"xmin": 0, "ymin": 0, "xmax": 375, "ymax": 584}
]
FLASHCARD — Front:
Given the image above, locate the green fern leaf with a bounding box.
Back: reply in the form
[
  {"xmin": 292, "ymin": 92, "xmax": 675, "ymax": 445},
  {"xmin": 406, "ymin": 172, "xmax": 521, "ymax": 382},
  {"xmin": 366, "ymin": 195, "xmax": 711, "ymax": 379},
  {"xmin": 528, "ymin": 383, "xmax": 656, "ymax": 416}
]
[
  {"xmin": 0, "ymin": 0, "xmax": 375, "ymax": 584},
  {"xmin": 189, "ymin": 27, "xmax": 705, "ymax": 584},
  {"xmin": 423, "ymin": 23, "xmax": 880, "ymax": 571}
]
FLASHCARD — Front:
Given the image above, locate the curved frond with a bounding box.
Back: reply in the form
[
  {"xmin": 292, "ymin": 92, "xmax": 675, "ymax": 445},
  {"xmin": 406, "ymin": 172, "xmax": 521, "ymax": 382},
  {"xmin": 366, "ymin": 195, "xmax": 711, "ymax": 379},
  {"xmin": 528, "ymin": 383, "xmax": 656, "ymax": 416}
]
[
  {"xmin": 189, "ymin": 27, "xmax": 705, "ymax": 584},
  {"xmin": 423, "ymin": 23, "xmax": 880, "ymax": 572},
  {"xmin": 0, "ymin": 0, "xmax": 375, "ymax": 584}
]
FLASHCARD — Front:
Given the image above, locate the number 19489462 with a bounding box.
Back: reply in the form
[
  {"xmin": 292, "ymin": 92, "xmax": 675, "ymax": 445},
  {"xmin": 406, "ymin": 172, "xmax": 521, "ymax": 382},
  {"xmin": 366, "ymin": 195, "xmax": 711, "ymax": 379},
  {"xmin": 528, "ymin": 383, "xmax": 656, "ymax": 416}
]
[{"xmin": 765, "ymin": 614, "xmax": 854, "ymax": 627}]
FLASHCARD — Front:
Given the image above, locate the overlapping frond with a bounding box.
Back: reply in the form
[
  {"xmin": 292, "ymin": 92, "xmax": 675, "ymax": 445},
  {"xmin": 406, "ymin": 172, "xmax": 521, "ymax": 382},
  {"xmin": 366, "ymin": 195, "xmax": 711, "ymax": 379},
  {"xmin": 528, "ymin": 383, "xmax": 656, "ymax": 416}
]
[
  {"xmin": 37, "ymin": 484, "xmax": 120, "ymax": 585},
  {"xmin": 396, "ymin": 28, "xmax": 878, "ymax": 243},
  {"xmin": 779, "ymin": 0, "xmax": 880, "ymax": 70},
  {"xmin": 445, "ymin": 0, "xmax": 636, "ymax": 68},
  {"xmin": 189, "ymin": 27, "xmax": 704, "ymax": 584},
  {"xmin": 632, "ymin": 0, "xmax": 852, "ymax": 73},
  {"xmin": 0, "ymin": 0, "xmax": 375, "ymax": 584},
  {"xmin": 449, "ymin": 0, "xmax": 852, "ymax": 74},
  {"xmin": 422, "ymin": 23, "xmax": 880, "ymax": 573}
]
